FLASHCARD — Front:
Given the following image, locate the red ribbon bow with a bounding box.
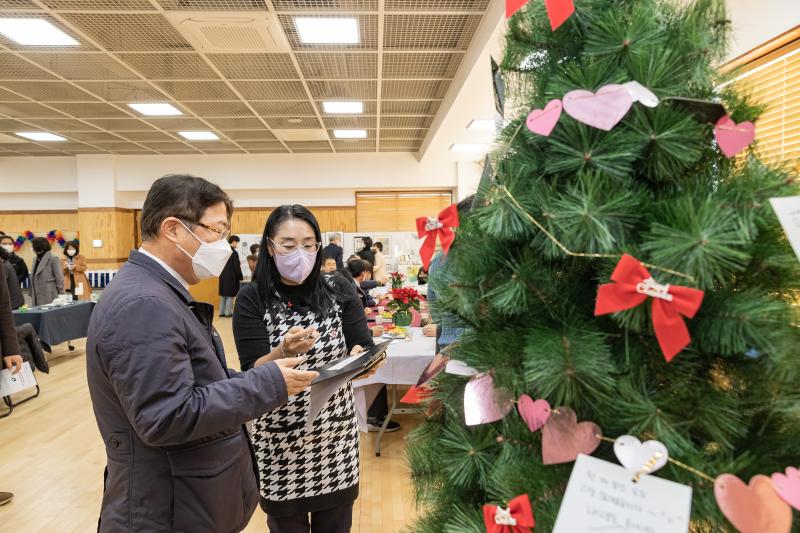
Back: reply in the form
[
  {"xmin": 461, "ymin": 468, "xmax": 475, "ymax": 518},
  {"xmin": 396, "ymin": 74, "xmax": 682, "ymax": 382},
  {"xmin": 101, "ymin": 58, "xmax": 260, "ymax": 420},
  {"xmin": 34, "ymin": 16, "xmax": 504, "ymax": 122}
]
[
  {"xmin": 594, "ymin": 254, "xmax": 704, "ymax": 362},
  {"xmin": 416, "ymin": 204, "xmax": 459, "ymax": 270},
  {"xmin": 483, "ymin": 494, "xmax": 535, "ymax": 533}
]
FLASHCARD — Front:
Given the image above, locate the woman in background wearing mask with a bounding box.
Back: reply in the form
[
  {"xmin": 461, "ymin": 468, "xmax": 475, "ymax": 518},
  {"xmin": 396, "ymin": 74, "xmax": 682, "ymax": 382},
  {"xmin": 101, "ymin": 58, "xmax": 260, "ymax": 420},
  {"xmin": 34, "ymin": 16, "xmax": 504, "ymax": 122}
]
[
  {"xmin": 233, "ymin": 204, "xmax": 374, "ymax": 533},
  {"xmin": 61, "ymin": 240, "xmax": 90, "ymax": 301},
  {"xmin": 30, "ymin": 237, "xmax": 64, "ymax": 306},
  {"xmin": 0, "ymin": 245, "xmax": 24, "ymax": 309},
  {"xmin": 0, "ymin": 235, "xmax": 29, "ymax": 285}
]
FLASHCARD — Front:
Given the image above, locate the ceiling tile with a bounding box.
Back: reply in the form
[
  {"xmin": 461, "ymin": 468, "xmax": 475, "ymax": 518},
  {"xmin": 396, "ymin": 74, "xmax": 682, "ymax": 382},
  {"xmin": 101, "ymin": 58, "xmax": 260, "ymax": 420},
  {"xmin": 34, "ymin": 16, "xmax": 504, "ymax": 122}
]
[
  {"xmin": 41, "ymin": 0, "xmax": 155, "ymax": 7},
  {"xmin": 0, "ymin": 81, "xmax": 100, "ymax": 102},
  {"xmin": 380, "ymin": 100, "xmax": 440, "ymax": 115},
  {"xmin": 204, "ymin": 117, "xmax": 265, "ymax": 130},
  {"xmin": 91, "ymin": 142, "xmax": 152, "ymax": 151},
  {"xmin": 181, "ymin": 101, "xmax": 254, "ymax": 117},
  {"xmin": 382, "ymin": 52, "xmax": 463, "ymax": 79},
  {"xmin": 222, "ymin": 130, "xmax": 276, "ymax": 141},
  {"xmin": 139, "ymin": 141, "xmax": 199, "ymax": 151},
  {"xmin": 24, "ymin": 118, "xmax": 100, "ymax": 130},
  {"xmin": 0, "ymin": 118, "xmax": 29, "ymax": 129},
  {"xmin": 0, "ymin": 54, "xmax": 57, "ymax": 80},
  {"xmin": 384, "ymin": 15, "xmax": 483, "ymax": 50},
  {"xmin": 0, "ymin": 0, "xmax": 41, "ymax": 7},
  {"xmin": 333, "ymin": 140, "xmax": 375, "ymax": 151},
  {"xmin": 231, "ymin": 81, "xmax": 307, "ymax": 100},
  {"xmin": 382, "ymin": 80, "xmax": 450, "ymax": 99},
  {"xmin": 115, "ymin": 131, "xmax": 177, "ymax": 141},
  {"xmin": 182, "ymin": 140, "xmax": 236, "ymax": 149},
  {"xmin": 250, "ymin": 101, "xmax": 317, "ymax": 117},
  {"xmin": 84, "ymin": 118, "xmax": 157, "ymax": 130},
  {"xmin": 296, "ymin": 53, "xmax": 377, "ymax": 79},
  {"xmin": 386, "ymin": 0, "xmax": 488, "ymax": 9},
  {"xmin": 307, "ymin": 80, "xmax": 376, "ymax": 100},
  {"xmin": 321, "ymin": 116, "xmax": 375, "ymax": 129},
  {"xmin": 382, "ymin": 115, "xmax": 433, "ymax": 128},
  {"xmin": 206, "ymin": 54, "xmax": 299, "ymax": 79},
  {"xmin": 61, "ymin": 13, "xmax": 193, "ymax": 51},
  {"xmin": 154, "ymin": 81, "xmax": 238, "ymax": 101},
  {"xmin": 22, "ymin": 53, "xmax": 139, "ymax": 80},
  {"xmin": 55, "ymin": 102, "xmax": 132, "ymax": 118},
  {"xmin": 62, "ymin": 131, "xmax": 125, "ymax": 142},
  {"xmin": 0, "ymin": 102, "xmax": 66, "ymax": 118},
  {"xmin": 264, "ymin": 116, "xmax": 323, "ymax": 129},
  {"xmin": 0, "ymin": 87, "xmax": 28, "ymax": 101},
  {"xmin": 272, "ymin": 0, "xmax": 375, "ymax": 9},
  {"xmin": 380, "ymin": 128, "xmax": 427, "ymax": 139},
  {"xmin": 142, "ymin": 117, "xmax": 209, "ymax": 130},
  {"xmin": 76, "ymin": 81, "xmax": 167, "ymax": 102},
  {"xmin": 156, "ymin": 0, "xmax": 267, "ymax": 9},
  {"xmin": 380, "ymin": 139, "xmax": 422, "ymax": 149},
  {"xmin": 119, "ymin": 53, "xmax": 219, "ymax": 80}
]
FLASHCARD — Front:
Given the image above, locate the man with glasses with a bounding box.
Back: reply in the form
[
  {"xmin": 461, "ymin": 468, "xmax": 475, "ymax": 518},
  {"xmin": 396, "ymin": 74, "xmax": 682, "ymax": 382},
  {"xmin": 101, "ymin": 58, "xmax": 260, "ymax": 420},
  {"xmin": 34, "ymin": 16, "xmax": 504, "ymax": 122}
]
[{"xmin": 86, "ymin": 174, "xmax": 319, "ymax": 532}]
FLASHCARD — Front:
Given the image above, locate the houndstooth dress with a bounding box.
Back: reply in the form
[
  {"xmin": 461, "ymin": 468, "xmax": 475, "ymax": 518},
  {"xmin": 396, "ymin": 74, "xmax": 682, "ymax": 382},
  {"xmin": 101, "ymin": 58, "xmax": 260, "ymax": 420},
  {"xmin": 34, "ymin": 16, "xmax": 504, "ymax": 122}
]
[{"xmin": 250, "ymin": 291, "xmax": 361, "ymax": 516}]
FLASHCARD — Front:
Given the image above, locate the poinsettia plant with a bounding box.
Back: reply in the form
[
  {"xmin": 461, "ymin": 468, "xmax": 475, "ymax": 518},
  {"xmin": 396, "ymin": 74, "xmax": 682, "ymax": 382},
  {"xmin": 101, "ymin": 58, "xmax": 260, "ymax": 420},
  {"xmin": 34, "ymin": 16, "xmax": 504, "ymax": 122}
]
[
  {"xmin": 387, "ymin": 287, "xmax": 421, "ymax": 314},
  {"xmin": 389, "ymin": 271, "xmax": 405, "ymax": 289}
]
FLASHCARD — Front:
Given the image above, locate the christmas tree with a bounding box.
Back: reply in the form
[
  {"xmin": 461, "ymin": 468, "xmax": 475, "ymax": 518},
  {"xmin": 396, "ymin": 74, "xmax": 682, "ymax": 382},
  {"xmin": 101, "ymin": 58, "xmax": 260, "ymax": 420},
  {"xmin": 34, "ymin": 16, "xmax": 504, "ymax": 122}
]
[{"xmin": 406, "ymin": 0, "xmax": 800, "ymax": 531}]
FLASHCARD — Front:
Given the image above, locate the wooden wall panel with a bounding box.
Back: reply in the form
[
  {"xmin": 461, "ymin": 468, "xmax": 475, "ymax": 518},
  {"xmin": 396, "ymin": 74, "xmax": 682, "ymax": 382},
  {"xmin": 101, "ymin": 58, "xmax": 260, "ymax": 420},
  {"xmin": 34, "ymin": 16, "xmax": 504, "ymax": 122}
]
[
  {"xmin": 356, "ymin": 192, "xmax": 452, "ymax": 232},
  {"xmin": 231, "ymin": 207, "xmax": 356, "ymax": 235},
  {"xmin": 189, "ymin": 277, "xmax": 220, "ymax": 307},
  {"xmin": 78, "ymin": 209, "xmax": 135, "ymax": 267}
]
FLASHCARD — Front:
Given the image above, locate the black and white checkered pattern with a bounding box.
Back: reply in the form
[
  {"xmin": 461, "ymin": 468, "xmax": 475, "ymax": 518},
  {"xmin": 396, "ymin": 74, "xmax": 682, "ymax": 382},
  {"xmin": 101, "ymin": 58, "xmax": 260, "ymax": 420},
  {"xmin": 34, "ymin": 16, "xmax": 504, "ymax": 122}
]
[{"xmin": 251, "ymin": 297, "xmax": 360, "ymax": 503}]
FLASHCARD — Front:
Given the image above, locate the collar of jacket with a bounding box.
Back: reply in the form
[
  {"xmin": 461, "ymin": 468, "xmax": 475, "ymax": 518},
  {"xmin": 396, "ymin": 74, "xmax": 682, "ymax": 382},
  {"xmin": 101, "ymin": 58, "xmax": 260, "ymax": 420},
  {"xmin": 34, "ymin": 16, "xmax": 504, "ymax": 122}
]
[{"xmin": 127, "ymin": 250, "xmax": 195, "ymax": 305}]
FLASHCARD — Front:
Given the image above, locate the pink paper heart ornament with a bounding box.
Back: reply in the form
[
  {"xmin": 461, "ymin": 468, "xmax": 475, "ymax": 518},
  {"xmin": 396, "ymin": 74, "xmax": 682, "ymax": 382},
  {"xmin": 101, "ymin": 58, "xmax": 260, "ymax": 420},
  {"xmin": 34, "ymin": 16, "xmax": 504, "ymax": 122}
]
[
  {"xmin": 517, "ymin": 395, "xmax": 551, "ymax": 432},
  {"xmin": 613, "ymin": 435, "xmax": 668, "ymax": 475},
  {"xmin": 714, "ymin": 115, "xmax": 756, "ymax": 158},
  {"xmin": 623, "ymin": 81, "xmax": 660, "ymax": 108},
  {"xmin": 771, "ymin": 466, "xmax": 800, "ymax": 511},
  {"xmin": 463, "ymin": 373, "xmax": 512, "ymax": 426},
  {"xmin": 525, "ymin": 98, "xmax": 562, "ymax": 136},
  {"xmin": 714, "ymin": 474, "xmax": 792, "ymax": 533},
  {"xmin": 563, "ymin": 84, "xmax": 633, "ymax": 131},
  {"xmin": 541, "ymin": 406, "xmax": 602, "ymax": 465}
]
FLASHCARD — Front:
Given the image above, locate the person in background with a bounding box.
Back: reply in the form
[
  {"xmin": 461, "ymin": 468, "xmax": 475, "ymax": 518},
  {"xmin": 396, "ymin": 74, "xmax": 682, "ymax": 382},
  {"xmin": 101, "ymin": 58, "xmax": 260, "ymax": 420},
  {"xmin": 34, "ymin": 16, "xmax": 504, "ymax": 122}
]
[
  {"xmin": 86, "ymin": 174, "xmax": 317, "ymax": 532},
  {"xmin": 424, "ymin": 195, "xmax": 475, "ymax": 346},
  {"xmin": 247, "ymin": 254, "xmax": 258, "ymax": 276},
  {"xmin": 356, "ymin": 236, "xmax": 375, "ymax": 266},
  {"xmin": 251, "ymin": 243, "xmax": 260, "ymax": 256},
  {"xmin": 1, "ymin": 235, "xmax": 29, "ymax": 285},
  {"xmin": 323, "ymin": 233, "xmax": 344, "ymax": 269},
  {"xmin": 30, "ymin": 237, "xmax": 64, "ymax": 307},
  {"xmin": 346, "ymin": 259, "xmax": 376, "ymax": 309},
  {"xmin": 61, "ymin": 240, "xmax": 90, "ymax": 301},
  {"xmin": 346, "ymin": 253, "xmax": 360, "ymax": 263},
  {"xmin": 0, "ymin": 246, "xmax": 23, "ymax": 309},
  {"xmin": 218, "ymin": 235, "xmax": 243, "ymax": 318},
  {"xmin": 371, "ymin": 241, "xmax": 387, "ymax": 284},
  {"xmin": 0, "ymin": 250, "xmax": 23, "ymax": 508},
  {"xmin": 416, "ymin": 265, "xmax": 428, "ymax": 286},
  {"xmin": 321, "ymin": 254, "xmax": 338, "ymax": 274},
  {"xmin": 233, "ymin": 204, "xmax": 376, "ymax": 532}
]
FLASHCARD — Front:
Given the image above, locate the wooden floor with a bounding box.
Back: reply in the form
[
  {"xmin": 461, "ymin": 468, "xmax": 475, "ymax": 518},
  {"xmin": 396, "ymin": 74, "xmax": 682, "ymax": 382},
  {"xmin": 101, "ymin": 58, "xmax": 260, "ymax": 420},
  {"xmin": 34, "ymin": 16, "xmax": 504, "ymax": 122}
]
[{"xmin": 0, "ymin": 317, "xmax": 418, "ymax": 532}]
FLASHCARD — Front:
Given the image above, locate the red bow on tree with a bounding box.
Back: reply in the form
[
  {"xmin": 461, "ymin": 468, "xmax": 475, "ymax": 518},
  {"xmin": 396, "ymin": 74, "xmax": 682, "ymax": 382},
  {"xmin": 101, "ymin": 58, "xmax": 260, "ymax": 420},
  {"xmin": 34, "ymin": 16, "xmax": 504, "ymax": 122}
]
[
  {"xmin": 483, "ymin": 494, "xmax": 535, "ymax": 533},
  {"xmin": 594, "ymin": 254, "xmax": 704, "ymax": 362},
  {"xmin": 416, "ymin": 204, "xmax": 459, "ymax": 270}
]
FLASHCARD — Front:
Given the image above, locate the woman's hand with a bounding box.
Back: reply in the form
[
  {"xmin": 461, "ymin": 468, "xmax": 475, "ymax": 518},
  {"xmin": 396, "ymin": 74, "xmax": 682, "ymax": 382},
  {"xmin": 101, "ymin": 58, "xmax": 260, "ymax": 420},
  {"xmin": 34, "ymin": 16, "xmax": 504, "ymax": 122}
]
[
  {"xmin": 350, "ymin": 345, "xmax": 384, "ymax": 381},
  {"xmin": 364, "ymin": 307, "xmax": 372, "ymax": 316},
  {"xmin": 281, "ymin": 326, "xmax": 319, "ymax": 357}
]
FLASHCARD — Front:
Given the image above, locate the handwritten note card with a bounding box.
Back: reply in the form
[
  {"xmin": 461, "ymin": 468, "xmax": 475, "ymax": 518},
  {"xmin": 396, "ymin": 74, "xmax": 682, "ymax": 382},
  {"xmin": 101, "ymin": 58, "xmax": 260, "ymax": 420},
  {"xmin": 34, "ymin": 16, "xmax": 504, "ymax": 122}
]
[
  {"xmin": 553, "ymin": 454, "xmax": 692, "ymax": 533},
  {"xmin": 770, "ymin": 196, "xmax": 800, "ymax": 261}
]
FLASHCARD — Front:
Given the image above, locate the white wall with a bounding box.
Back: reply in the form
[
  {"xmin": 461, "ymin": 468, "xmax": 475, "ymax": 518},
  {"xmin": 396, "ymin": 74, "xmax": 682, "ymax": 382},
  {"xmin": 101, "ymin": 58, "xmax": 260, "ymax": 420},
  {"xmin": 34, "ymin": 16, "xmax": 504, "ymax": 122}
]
[{"xmin": 726, "ymin": 0, "xmax": 800, "ymax": 60}]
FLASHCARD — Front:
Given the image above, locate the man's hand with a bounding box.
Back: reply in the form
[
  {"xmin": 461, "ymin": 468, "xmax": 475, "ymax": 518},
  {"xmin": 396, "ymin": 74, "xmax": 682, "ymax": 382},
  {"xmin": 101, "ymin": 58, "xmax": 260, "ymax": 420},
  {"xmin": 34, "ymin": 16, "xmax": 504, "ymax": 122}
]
[
  {"xmin": 281, "ymin": 326, "xmax": 319, "ymax": 357},
  {"xmin": 274, "ymin": 357, "xmax": 319, "ymax": 396},
  {"xmin": 422, "ymin": 323, "xmax": 437, "ymax": 337},
  {"xmin": 3, "ymin": 355, "xmax": 23, "ymax": 375}
]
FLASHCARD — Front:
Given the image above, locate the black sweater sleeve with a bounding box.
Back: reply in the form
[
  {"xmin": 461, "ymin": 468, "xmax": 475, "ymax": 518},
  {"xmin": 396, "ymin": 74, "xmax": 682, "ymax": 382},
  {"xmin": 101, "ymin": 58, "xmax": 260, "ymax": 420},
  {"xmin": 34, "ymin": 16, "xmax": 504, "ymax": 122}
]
[
  {"xmin": 232, "ymin": 283, "xmax": 270, "ymax": 371},
  {"xmin": 332, "ymin": 275, "xmax": 375, "ymax": 352}
]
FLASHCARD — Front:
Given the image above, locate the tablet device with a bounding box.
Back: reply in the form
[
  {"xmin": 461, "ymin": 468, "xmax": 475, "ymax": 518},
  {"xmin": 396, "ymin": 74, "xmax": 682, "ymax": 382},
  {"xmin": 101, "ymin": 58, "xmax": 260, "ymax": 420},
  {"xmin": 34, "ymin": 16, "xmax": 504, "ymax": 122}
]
[{"xmin": 311, "ymin": 340, "xmax": 392, "ymax": 385}]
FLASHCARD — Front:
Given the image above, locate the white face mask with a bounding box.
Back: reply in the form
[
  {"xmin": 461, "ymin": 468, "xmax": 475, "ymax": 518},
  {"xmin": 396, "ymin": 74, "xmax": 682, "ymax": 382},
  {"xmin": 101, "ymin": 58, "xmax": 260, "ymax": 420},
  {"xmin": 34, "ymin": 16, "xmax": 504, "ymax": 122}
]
[
  {"xmin": 1, "ymin": 244, "xmax": 13, "ymax": 254},
  {"xmin": 67, "ymin": 249, "xmax": 76, "ymax": 257},
  {"xmin": 175, "ymin": 221, "xmax": 232, "ymax": 280}
]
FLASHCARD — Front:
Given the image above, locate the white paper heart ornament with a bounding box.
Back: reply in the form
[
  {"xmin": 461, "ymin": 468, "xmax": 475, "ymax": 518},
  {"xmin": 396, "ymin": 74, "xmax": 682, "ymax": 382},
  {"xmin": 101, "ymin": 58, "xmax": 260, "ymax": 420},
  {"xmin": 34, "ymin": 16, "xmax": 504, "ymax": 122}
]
[
  {"xmin": 563, "ymin": 84, "xmax": 633, "ymax": 131},
  {"xmin": 613, "ymin": 435, "xmax": 669, "ymax": 476},
  {"xmin": 623, "ymin": 81, "xmax": 660, "ymax": 108}
]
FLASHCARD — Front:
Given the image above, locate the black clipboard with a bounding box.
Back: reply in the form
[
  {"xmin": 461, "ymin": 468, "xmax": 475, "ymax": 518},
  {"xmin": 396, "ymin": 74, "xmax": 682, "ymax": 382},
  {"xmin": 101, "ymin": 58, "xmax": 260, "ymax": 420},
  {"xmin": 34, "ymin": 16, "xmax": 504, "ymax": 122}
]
[{"xmin": 311, "ymin": 340, "xmax": 392, "ymax": 385}]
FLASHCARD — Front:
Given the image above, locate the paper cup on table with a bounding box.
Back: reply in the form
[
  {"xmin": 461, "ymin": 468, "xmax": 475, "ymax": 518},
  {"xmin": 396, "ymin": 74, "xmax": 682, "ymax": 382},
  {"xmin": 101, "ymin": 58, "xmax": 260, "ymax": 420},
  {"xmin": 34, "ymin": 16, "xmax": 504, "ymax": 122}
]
[{"xmin": 378, "ymin": 306, "xmax": 385, "ymax": 313}]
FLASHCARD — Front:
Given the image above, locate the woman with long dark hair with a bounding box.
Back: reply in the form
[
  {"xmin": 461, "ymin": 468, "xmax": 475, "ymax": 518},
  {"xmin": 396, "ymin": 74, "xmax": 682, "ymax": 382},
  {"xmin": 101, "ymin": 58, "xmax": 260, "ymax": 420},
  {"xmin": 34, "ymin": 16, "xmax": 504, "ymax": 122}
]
[{"xmin": 233, "ymin": 205, "xmax": 374, "ymax": 533}]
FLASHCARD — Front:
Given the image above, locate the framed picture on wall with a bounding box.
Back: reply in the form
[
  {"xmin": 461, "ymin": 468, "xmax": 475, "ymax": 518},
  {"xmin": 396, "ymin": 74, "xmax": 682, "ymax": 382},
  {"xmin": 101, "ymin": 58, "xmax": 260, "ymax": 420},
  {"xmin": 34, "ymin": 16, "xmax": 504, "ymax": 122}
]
[{"xmin": 371, "ymin": 236, "xmax": 393, "ymax": 258}]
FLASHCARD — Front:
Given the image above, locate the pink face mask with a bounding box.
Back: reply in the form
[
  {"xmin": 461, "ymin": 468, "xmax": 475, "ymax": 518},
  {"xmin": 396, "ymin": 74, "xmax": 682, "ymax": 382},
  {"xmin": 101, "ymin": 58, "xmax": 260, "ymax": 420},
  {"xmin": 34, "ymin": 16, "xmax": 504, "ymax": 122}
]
[{"xmin": 271, "ymin": 241, "xmax": 317, "ymax": 284}]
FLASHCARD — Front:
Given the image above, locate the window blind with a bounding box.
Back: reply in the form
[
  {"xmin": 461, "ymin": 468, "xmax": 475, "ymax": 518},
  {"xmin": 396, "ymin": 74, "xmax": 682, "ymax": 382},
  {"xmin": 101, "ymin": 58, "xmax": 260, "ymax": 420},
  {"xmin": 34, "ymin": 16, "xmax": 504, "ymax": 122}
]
[{"xmin": 356, "ymin": 191, "xmax": 453, "ymax": 232}]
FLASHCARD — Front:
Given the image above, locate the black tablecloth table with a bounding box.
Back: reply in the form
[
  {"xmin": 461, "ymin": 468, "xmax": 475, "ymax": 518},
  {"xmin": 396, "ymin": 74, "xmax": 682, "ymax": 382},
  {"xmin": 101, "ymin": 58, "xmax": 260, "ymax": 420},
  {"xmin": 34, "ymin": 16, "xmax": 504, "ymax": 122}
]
[{"xmin": 13, "ymin": 301, "xmax": 96, "ymax": 351}]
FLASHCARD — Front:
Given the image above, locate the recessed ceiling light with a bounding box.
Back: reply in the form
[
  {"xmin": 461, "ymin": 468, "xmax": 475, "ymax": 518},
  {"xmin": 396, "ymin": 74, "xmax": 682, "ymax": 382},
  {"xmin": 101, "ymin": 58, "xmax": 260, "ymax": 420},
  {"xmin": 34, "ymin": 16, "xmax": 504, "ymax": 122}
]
[
  {"xmin": 0, "ymin": 19, "xmax": 79, "ymax": 46},
  {"xmin": 467, "ymin": 119, "xmax": 496, "ymax": 131},
  {"xmin": 16, "ymin": 132, "xmax": 66, "ymax": 141},
  {"xmin": 178, "ymin": 131, "xmax": 219, "ymax": 141},
  {"xmin": 334, "ymin": 129, "xmax": 367, "ymax": 139},
  {"xmin": 294, "ymin": 17, "xmax": 359, "ymax": 44},
  {"xmin": 128, "ymin": 103, "xmax": 182, "ymax": 116},
  {"xmin": 450, "ymin": 143, "xmax": 490, "ymax": 152},
  {"xmin": 323, "ymin": 101, "xmax": 363, "ymax": 114}
]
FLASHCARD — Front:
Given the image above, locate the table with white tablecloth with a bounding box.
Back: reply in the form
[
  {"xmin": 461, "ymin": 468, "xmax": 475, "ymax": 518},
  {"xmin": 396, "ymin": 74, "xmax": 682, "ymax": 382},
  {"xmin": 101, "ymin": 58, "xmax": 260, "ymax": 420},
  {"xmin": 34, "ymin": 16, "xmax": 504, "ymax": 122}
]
[{"xmin": 353, "ymin": 327, "xmax": 436, "ymax": 455}]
